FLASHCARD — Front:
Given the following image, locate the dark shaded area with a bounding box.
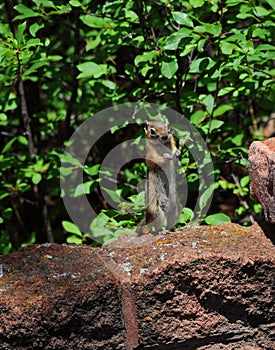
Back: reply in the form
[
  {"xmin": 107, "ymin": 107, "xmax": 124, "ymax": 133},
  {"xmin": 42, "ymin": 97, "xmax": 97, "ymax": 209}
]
[{"xmin": 258, "ymin": 220, "xmax": 275, "ymax": 245}]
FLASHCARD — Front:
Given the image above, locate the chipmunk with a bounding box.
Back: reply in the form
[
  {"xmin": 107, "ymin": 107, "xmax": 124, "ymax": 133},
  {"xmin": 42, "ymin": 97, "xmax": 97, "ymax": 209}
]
[{"xmin": 137, "ymin": 119, "xmax": 180, "ymax": 234}]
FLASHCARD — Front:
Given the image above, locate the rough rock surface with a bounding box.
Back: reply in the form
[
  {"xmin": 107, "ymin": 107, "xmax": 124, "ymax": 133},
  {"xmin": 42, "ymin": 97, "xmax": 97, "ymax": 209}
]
[
  {"xmin": 0, "ymin": 223, "xmax": 274, "ymax": 350},
  {"xmin": 249, "ymin": 138, "xmax": 275, "ymax": 224}
]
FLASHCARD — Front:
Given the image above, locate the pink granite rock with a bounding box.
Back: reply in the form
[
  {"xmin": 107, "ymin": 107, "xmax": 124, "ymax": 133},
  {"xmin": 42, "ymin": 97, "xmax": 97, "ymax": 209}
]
[
  {"xmin": 0, "ymin": 223, "xmax": 274, "ymax": 349},
  {"xmin": 249, "ymin": 138, "xmax": 275, "ymax": 224}
]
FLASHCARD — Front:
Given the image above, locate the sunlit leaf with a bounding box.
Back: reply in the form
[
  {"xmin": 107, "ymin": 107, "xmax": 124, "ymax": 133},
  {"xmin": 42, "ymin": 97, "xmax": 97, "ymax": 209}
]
[
  {"xmin": 80, "ymin": 14, "xmax": 115, "ymax": 29},
  {"xmin": 204, "ymin": 213, "xmax": 231, "ymax": 225},
  {"xmin": 32, "ymin": 173, "xmax": 42, "ymax": 184},
  {"xmin": 29, "ymin": 23, "xmax": 44, "ymax": 37},
  {"xmin": 134, "ymin": 51, "xmax": 159, "ymax": 65},
  {"xmin": 161, "ymin": 59, "xmax": 178, "ymax": 79},
  {"xmin": 14, "ymin": 4, "xmax": 40, "ymax": 20},
  {"xmin": 77, "ymin": 62, "xmax": 108, "ymax": 79},
  {"xmin": 163, "ymin": 29, "xmax": 193, "ymax": 50},
  {"xmin": 62, "ymin": 221, "xmax": 83, "ymax": 236},
  {"xmin": 172, "ymin": 12, "xmax": 193, "ymax": 27}
]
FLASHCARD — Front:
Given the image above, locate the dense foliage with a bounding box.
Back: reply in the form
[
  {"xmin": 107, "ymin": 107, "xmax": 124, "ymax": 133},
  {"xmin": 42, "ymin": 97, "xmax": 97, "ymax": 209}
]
[{"xmin": 0, "ymin": 0, "xmax": 274, "ymax": 253}]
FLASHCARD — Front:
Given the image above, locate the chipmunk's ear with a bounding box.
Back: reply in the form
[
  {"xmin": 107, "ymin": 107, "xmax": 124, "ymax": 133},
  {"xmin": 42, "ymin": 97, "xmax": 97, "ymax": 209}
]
[{"xmin": 144, "ymin": 120, "xmax": 149, "ymax": 130}]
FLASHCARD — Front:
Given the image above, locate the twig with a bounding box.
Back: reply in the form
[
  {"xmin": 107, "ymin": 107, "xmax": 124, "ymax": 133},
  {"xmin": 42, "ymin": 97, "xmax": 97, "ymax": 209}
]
[
  {"xmin": 174, "ymin": 51, "xmax": 183, "ymax": 114},
  {"xmin": 205, "ymin": 77, "xmax": 219, "ymax": 144},
  {"xmin": 246, "ymin": 64, "xmax": 275, "ymax": 79},
  {"xmin": 17, "ymin": 78, "xmax": 36, "ymax": 161},
  {"xmin": 43, "ymin": 203, "xmax": 54, "ymax": 243}
]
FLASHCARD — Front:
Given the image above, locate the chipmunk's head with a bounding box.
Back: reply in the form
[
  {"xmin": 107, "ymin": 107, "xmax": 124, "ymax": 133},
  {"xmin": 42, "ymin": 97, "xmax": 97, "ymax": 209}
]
[{"xmin": 144, "ymin": 119, "xmax": 171, "ymax": 144}]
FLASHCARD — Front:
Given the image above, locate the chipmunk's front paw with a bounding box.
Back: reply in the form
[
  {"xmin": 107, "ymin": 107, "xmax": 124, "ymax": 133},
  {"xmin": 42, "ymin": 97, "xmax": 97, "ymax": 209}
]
[{"xmin": 174, "ymin": 149, "xmax": 181, "ymax": 158}]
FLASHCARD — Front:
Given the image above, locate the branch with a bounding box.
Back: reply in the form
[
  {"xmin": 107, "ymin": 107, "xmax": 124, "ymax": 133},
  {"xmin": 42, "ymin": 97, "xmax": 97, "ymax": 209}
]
[
  {"xmin": 246, "ymin": 64, "xmax": 275, "ymax": 79},
  {"xmin": 65, "ymin": 10, "xmax": 80, "ymax": 138},
  {"xmin": 43, "ymin": 203, "xmax": 54, "ymax": 243},
  {"xmin": 17, "ymin": 79, "xmax": 36, "ymax": 161}
]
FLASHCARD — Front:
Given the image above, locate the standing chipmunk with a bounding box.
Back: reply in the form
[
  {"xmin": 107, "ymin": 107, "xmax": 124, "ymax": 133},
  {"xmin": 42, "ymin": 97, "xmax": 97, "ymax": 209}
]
[{"xmin": 137, "ymin": 119, "xmax": 180, "ymax": 234}]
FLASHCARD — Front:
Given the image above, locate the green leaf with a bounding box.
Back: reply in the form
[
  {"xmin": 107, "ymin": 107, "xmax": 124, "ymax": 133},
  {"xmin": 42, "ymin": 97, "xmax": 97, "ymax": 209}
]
[
  {"xmin": 32, "ymin": 0, "xmax": 56, "ymax": 8},
  {"xmin": 1, "ymin": 137, "xmax": 17, "ymax": 153},
  {"xmin": 190, "ymin": 0, "xmax": 205, "ymax": 8},
  {"xmin": 14, "ymin": 4, "xmax": 39, "ymax": 20},
  {"xmin": 62, "ymin": 221, "xmax": 83, "ymax": 236},
  {"xmin": 178, "ymin": 207, "xmax": 194, "ymax": 224},
  {"xmin": 161, "ymin": 59, "xmax": 178, "ymax": 79},
  {"xmin": 202, "ymin": 94, "xmax": 214, "ymax": 115},
  {"xmin": 217, "ymin": 87, "xmax": 235, "ymax": 96},
  {"xmin": 204, "ymin": 213, "xmax": 231, "ymax": 225},
  {"xmin": 172, "ymin": 12, "xmax": 193, "ymax": 27},
  {"xmin": 102, "ymin": 80, "xmax": 116, "ymax": 89},
  {"xmin": 32, "ymin": 173, "xmax": 42, "ymax": 184},
  {"xmin": 123, "ymin": 9, "xmax": 139, "ymax": 23},
  {"xmin": 220, "ymin": 41, "xmax": 236, "ymax": 55},
  {"xmin": 51, "ymin": 3, "xmax": 72, "ymax": 14},
  {"xmin": 90, "ymin": 212, "xmax": 110, "ymax": 229},
  {"xmin": 69, "ymin": 0, "xmax": 83, "ymax": 7},
  {"xmin": 189, "ymin": 57, "xmax": 216, "ymax": 73},
  {"xmin": 190, "ymin": 110, "xmax": 206, "ymax": 125},
  {"xmin": 134, "ymin": 51, "xmax": 159, "ymax": 65},
  {"xmin": 23, "ymin": 60, "xmax": 49, "ymax": 77},
  {"xmin": 80, "ymin": 14, "xmax": 114, "ymax": 29},
  {"xmin": 77, "ymin": 62, "xmax": 107, "ymax": 79},
  {"xmin": 61, "ymin": 152, "xmax": 81, "ymax": 166},
  {"xmin": 195, "ymin": 22, "xmax": 222, "ymax": 36},
  {"xmin": 17, "ymin": 22, "xmax": 26, "ymax": 47},
  {"xmin": 91, "ymin": 227, "xmax": 113, "ymax": 238},
  {"xmin": 213, "ymin": 105, "xmax": 233, "ymax": 117},
  {"xmin": 0, "ymin": 113, "xmax": 7, "ymax": 126},
  {"xmin": 102, "ymin": 187, "xmax": 121, "ymax": 204},
  {"xmin": 25, "ymin": 38, "xmax": 42, "ymax": 49},
  {"xmin": 29, "ymin": 23, "xmax": 44, "ymax": 37},
  {"xmin": 226, "ymin": 0, "xmax": 242, "ymax": 6},
  {"xmin": 209, "ymin": 119, "xmax": 224, "ymax": 132},
  {"xmin": 240, "ymin": 175, "xmax": 250, "ymax": 188},
  {"xmin": 231, "ymin": 133, "xmax": 244, "ymax": 146},
  {"xmin": 163, "ymin": 28, "xmax": 193, "ymax": 50},
  {"xmin": 84, "ymin": 164, "xmax": 100, "ymax": 176},
  {"xmin": 66, "ymin": 235, "xmax": 83, "ymax": 244},
  {"xmin": 197, "ymin": 38, "xmax": 206, "ymax": 52},
  {"xmin": 180, "ymin": 43, "xmax": 197, "ymax": 57},
  {"xmin": 253, "ymin": 6, "xmax": 271, "ymax": 17},
  {"xmin": 86, "ymin": 36, "xmax": 101, "ymax": 50},
  {"xmin": 17, "ymin": 135, "xmax": 28, "ymax": 146},
  {"xmin": 74, "ymin": 180, "xmax": 99, "ymax": 197}
]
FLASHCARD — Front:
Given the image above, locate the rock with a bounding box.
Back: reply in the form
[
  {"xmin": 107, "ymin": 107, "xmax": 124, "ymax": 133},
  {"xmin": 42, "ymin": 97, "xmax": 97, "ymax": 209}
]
[
  {"xmin": 0, "ymin": 223, "xmax": 274, "ymax": 349},
  {"xmin": 249, "ymin": 138, "xmax": 275, "ymax": 224}
]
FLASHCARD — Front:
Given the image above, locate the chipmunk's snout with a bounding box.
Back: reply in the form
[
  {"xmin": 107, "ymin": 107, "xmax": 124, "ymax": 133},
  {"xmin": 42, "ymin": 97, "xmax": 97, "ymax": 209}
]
[{"xmin": 160, "ymin": 135, "xmax": 168, "ymax": 141}]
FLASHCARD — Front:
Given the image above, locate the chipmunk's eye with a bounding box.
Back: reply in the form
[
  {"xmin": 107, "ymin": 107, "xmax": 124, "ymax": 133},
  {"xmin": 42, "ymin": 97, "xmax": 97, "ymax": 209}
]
[{"xmin": 150, "ymin": 128, "xmax": 158, "ymax": 137}]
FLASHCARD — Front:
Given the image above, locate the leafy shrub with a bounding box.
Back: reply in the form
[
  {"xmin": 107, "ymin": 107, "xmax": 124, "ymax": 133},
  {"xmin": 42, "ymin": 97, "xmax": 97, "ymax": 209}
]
[{"xmin": 0, "ymin": 0, "xmax": 274, "ymax": 252}]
